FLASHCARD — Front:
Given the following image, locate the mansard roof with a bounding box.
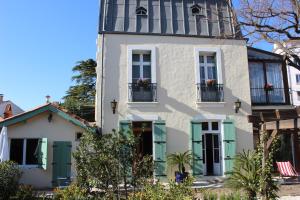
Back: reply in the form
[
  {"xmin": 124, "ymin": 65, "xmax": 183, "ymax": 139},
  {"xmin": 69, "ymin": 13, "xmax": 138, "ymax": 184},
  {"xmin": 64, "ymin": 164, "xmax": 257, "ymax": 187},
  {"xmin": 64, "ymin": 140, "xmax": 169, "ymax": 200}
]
[{"xmin": 99, "ymin": 0, "xmax": 240, "ymax": 39}]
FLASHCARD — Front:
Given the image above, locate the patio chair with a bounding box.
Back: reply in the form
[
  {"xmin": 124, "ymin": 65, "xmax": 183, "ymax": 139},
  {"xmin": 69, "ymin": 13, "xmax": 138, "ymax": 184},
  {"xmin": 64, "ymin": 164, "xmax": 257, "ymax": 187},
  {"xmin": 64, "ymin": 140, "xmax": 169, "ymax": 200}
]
[{"xmin": 276, "ymin": 161, "xmax": 300, "ymax": 183}]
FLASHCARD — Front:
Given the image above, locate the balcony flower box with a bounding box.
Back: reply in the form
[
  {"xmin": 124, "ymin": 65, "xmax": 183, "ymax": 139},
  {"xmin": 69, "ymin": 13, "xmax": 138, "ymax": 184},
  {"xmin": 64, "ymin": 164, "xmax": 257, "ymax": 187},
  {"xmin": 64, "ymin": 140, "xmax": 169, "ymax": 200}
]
[
  {"xmin": 206, "ymin": 79, "xmax": 217, "ymax": 87},
  {"xmin": 264, "ymin": 83, "xmax": 274, "ymax": 91},
  {"xmin": 137, "ymin": 78, "xmax": 150, "ymax": 88}
]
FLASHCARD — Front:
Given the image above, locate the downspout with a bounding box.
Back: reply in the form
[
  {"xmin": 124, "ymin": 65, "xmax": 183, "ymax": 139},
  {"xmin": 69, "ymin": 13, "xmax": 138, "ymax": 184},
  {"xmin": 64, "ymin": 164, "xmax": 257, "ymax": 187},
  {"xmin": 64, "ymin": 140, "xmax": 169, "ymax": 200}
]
[{"xmin": 100, "ymin": 34, "xmax": 105, "ymax": 133}]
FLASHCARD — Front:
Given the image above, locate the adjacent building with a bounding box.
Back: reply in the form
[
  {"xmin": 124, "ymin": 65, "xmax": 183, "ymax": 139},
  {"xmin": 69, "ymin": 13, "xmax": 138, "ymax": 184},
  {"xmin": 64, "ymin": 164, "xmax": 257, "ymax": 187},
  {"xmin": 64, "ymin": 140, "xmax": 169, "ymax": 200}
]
[{"xmin": 96, "ymin": 0, "xmax": 253, "ymax": 179}]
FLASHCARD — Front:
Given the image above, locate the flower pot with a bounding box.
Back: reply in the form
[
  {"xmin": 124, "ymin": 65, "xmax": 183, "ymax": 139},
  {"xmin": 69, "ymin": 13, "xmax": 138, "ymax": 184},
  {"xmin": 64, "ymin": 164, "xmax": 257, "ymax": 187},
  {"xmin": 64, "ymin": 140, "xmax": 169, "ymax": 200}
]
[{"xmin": 175, "ymin": 171, "xmax": 189, "ymax": 183}]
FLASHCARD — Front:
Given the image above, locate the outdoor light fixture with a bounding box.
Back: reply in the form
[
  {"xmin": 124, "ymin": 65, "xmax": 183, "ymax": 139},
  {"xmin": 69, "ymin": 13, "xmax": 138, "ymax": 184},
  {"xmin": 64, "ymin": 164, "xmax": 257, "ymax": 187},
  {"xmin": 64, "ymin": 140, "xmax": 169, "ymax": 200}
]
[
  {"xmin": 111, "ymin": 99, "xmax": 118, "ymax": 114},
  {"xmin": 234, "ymin": 99, "xmax": 242, "ymax": 113}
]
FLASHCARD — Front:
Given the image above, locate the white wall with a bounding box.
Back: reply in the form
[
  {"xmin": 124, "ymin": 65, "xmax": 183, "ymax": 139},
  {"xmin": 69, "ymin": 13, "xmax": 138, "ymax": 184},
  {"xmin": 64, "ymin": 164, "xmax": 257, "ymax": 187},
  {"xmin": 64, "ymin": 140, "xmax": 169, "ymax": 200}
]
[
  {"xmin": 96, "ymin": 34, "xmax": 253, "ymax": 176},
  {"xmin": 7, "ymin": 111, "xmax": 85, "ymax": 188}
]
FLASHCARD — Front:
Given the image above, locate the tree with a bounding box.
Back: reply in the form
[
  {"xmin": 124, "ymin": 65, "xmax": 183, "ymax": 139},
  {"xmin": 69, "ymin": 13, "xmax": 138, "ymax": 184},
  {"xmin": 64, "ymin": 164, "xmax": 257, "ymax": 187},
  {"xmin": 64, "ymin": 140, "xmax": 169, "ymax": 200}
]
[
  {"xmin": 62, "ymin": 59, "xmax": 96, "ymax": 122},
  {"xmin": 231, "ymin": 0, "xmax": 300, "ymax": 69},
  {"xmin": 73, "ymin": 129, "xmax": 153, "ymax": 199}
]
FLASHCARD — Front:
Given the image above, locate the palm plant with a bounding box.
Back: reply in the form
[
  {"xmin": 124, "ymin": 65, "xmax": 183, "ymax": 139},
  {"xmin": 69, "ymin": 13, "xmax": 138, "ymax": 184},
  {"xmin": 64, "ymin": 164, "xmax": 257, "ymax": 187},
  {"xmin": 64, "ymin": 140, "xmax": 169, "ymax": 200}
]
[
  {"xmin": 167, "ymin": 151, "xmax": 192, "ymax": 174},
  {"xmin": 225, "ymin": 150, "xmax": 260, "ymax": 200}
]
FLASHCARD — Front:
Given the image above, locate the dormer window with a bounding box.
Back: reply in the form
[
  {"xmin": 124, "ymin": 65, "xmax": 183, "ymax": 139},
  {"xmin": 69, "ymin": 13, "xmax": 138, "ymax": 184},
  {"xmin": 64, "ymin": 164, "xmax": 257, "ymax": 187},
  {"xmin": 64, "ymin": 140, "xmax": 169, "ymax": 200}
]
[
  {"xmin": 191, "ymin": 4, "xmax": 204, "ymax": 16},
  {"xmin": 136, "ymin": 7, "xmax": 147, "ymax": 16}
]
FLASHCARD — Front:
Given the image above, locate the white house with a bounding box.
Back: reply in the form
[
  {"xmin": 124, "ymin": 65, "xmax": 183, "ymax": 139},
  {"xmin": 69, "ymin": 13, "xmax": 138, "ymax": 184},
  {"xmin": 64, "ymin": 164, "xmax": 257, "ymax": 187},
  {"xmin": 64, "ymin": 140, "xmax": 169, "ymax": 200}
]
[
  {"xmin": 0, "ymin": 103, "xmax": 89, "ymax": 188},
  {"xmin": 96, "ymin": 0, "xmax": 254, "ymax": 179},
  {"xmin": 0, "ymin": 94, "xmax": 24, "ymax": 121},
  {"xmin": 274, "ymin": 41, "xmax": 300, "ymax": 106}
]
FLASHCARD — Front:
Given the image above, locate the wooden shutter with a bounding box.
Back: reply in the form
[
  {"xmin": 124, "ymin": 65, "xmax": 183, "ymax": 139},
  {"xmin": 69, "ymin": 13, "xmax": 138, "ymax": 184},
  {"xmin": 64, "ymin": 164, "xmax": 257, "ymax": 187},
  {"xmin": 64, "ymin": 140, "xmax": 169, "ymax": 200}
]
[
  {"xmin": 223, "ymin": 119, "xmax": 236, "ymax": 174},
  {"xmin": 37, "ymin": 138, "xmax": 48, "ymax": 170},
  {"xmin": 153, "ymin": 121, "xmax": 167, "ymax": 179},
  {"xmin": 52, "ymin": 141, "xmax": 72, "ymax": 186},
  {"xmin": 191, "ymin": 121, "xmax": 203, "ymax": 176}
]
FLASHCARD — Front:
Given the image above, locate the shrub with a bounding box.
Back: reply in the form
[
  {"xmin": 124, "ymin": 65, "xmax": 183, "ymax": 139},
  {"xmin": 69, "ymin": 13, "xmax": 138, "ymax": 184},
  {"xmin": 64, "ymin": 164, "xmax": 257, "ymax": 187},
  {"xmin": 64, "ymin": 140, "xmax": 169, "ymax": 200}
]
[
  {"xmin": 54, "ymin": 183, "xmax": 89, "ymax": 200},
  {"xmin": 11, "ymin": 184, "xmax": 36, "ymax": 200},
  {"xmin": 203, "ymin": 192, "xmax": 217, "ymax": 200},
  {"xmin": 0, "ymin": 161, "xmax": 22, "ymax": 200}
]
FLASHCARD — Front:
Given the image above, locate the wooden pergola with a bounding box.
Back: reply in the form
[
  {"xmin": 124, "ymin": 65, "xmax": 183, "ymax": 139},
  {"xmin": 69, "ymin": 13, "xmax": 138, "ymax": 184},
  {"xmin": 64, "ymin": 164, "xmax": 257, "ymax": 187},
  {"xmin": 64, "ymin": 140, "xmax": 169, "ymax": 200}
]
[{"xmin": 248, "ymin": 108, "xmax": 300, "ymax": 171}]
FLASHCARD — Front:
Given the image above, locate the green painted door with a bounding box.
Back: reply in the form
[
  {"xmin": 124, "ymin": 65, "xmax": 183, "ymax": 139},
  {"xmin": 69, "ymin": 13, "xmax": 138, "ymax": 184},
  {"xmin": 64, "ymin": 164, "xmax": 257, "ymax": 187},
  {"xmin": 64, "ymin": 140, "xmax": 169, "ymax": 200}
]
[
  {"xmin": 153, "ymin": 121, "xmax": 167, "ymax": 180},
  {"xmin": 52, "ymin": 141, "xmax": 72, "ymax": 187},
  {"xmin": 223, "ymin": 119, "xmax": 236, "ymax": 174},
  {"xmin": 119, "ymin": 120, "xmax": 132, "ymax": 178},
  {"xmin": 191, "ymin": 121, "xmax": 203, "ymax": 176}
]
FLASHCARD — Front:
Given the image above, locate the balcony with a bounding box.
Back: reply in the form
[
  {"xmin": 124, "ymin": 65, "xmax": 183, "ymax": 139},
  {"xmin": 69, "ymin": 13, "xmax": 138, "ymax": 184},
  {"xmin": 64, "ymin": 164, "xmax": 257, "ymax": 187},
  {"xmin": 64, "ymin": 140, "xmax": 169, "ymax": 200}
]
[
  {"xmin": 251, "ymin": 88, "xmax": 287, "ymax": 105},
  {"xmin": 197, "ymin": 84, "xmax": 224, "ymax": 102},
  {"xmin": 128, "ymin": 83, "xmax": 157, "ymax": 102}
]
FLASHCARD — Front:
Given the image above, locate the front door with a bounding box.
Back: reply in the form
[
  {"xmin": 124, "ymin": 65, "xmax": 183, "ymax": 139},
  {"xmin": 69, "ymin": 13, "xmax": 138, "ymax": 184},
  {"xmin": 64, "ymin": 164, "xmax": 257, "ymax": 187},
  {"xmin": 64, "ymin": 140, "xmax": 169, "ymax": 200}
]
[
  {"xmin": 203, "ymin": 133, "xmax": 221, "ymax": 176},
  {"xmin": 52, "ymin": 141, "xmax": 72, "ymax": 187}
]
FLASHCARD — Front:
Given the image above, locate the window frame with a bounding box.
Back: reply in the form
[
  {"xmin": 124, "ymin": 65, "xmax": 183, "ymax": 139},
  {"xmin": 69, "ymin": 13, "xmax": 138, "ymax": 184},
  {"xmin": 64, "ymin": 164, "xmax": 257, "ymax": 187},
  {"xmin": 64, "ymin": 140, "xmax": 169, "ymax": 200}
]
[
  {"xmin": 9, "ymin": 138, "xmax": 40, "ymax": 167},
  {"xmin": 128, "ymin": 46, "xmax": 157, "ymax": 84},
  {"xmin": 194, "ymin": 48, "xmax": 223, "ymax": 84},
  {"xmin": 132, "ymin": 52, "xmax": 152, "ymax": 82}
]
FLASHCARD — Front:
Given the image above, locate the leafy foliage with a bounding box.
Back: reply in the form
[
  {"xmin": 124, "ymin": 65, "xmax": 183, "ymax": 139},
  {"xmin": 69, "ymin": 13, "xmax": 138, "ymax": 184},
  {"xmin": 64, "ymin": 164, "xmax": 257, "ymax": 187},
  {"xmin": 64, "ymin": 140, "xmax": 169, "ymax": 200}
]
[
  {"xmin": 54, "ymin": 183, "xmax": 89, "ymax": 200},
  {"xmin": 0, "ymin": 161, "xmax": 22, "ymax": 200},
  {"xmin": 167, "ymin": 151, "xmax": 192, "ymax": 174},
  {"xmin": 129, "ymin": 177, "xmax": 195, "ymax": 200},
  {"xmin": 226, "ymin": 150, "xmax": 260, "ymax": 200},
  {"xmin": 73, "ymin": 129, "xmax": 153, "ymax": 199},
  {"xmin": 11, "ymin": 185, "xmax": 36, "ymax": 200},
  {"xmin": 62, "ymin": 59, "xmax": 96, "ymax": 121}
]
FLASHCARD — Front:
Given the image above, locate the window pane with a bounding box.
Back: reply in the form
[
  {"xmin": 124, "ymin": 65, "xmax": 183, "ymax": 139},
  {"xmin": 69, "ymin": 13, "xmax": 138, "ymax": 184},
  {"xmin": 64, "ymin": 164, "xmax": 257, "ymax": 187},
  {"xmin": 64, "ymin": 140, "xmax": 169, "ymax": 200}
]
[
  {"xmin": 132, "ymin": 65, "xmax": 140, "ymax": 80},
  {"xmin": 213, "ymin": 135, "xmax": 219, "ymax": 148},
  {"xmin": 199, "ymin": 56, "xmax": 204, "ymax": 63},
  {"xmin": 214, "ymin": 149, "xmax": 219, "ymax": 163},
  {"xmin": 143, "ymin": 54, "xmax": 151, "ymax": 62},
  {"xmin": 26, "ymin": 139, "xmax": 39, "ymax": 165},
  {"xmin": 132, "ymin": 54, "xmax": 140, "ymax": 62},
  {"xmin": 212, "ymin": 122, "xmax": 219, "ymax": 130},
  {"xmin": 200, "ymin": 66, "xmax": 205, "ymax": 82},
  {"xmin": 143, "ymin": 65, "xmax": 151, "ymax": 79},
  {"xmin": 207, "ymin": 55, "xmax": 215, "ymax": 64},
  {"xmin": 207, "ymin": 66, "xmax": 217, "ymax": 80},
  {"xmin": 202, "ymin": 122, "xmax": 208, "ymax": 130},
  {"xmin": 10, "ymin": 139, "xmax": 23, "ymax": 165}
]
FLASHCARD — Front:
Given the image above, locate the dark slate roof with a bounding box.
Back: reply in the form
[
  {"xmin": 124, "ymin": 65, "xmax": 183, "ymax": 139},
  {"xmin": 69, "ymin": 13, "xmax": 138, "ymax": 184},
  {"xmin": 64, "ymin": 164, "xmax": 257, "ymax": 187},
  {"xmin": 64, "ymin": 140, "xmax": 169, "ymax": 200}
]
[
  {"xmin": 99, "ymin": 0, "xmax": 239, "ymax": 38},
  {"xmin": 247, "ymin": 47, "xmax": 283, "ymax": 61}
]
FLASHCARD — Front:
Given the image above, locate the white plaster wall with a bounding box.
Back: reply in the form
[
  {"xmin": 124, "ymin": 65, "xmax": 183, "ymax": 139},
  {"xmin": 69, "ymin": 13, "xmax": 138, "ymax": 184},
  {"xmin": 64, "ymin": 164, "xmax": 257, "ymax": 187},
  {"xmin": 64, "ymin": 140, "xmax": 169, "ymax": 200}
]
[
  {"xmin": 96, "ymin": 34, "xmax": 253, "ymax": 175},
  {"xmin": 287, "ymin": 65, "xmax": 300, "ymax": 106},
  {"xmin": 7, "ymin": 112, "xmax": 85, "ymax": 188}
]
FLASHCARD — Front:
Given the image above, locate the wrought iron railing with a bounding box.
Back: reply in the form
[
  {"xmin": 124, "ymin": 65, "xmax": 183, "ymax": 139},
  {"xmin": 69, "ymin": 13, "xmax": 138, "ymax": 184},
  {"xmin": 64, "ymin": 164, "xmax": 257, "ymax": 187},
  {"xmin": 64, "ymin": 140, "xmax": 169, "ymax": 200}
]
[
  {"xmin": 128, "ymin": 83, "xmax": 157, "ymax": 102},
  {"xmin": 197, "ymin": 84, "xmax": 224, "ymax": 102},
  {"xmin": 250, "ymin": 88, "xmax": 286, "ymax": 104}
]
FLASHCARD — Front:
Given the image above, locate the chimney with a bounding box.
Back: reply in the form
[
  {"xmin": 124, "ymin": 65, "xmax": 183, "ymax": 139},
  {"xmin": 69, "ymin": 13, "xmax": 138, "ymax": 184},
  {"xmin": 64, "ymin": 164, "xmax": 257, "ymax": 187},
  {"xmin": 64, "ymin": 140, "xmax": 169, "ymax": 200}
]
[
  {"xmin": 46, "ymin": 95, "xmax": 51, "ymax": 103},
  {"xmin": 0, "ymin": 94, "xmax": 3, "ymax": 103},
  {"xmin": 4, "ymin": 104, "xmax": 13, "ymax": 119}
]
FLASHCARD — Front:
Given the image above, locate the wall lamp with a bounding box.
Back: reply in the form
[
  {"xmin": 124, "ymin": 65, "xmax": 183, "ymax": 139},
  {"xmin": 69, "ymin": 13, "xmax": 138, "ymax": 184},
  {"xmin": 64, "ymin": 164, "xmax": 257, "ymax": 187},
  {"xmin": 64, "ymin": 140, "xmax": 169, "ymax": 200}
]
[
  {"xmin": 111, "ymin": 99, "xmax": 118, "ymax": 114},
  {"xmin": 234, "ymin": 99, "xmax": 242, "ymax": 113}
]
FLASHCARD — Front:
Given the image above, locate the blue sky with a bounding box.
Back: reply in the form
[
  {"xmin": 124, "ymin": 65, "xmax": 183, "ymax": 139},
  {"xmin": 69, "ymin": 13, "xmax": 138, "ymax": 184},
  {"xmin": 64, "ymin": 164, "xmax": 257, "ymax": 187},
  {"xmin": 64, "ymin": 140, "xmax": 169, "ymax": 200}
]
[{"xmin": 0, "ymin": 0, "xmax": 271, "ymax": 110}]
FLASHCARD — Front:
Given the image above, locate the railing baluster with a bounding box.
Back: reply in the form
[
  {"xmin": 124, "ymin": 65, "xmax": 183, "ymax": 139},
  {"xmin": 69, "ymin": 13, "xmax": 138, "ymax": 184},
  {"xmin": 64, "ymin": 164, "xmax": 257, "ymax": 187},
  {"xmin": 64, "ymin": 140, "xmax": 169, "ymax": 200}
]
[
  {"xmin": 197, "ymin": 83, "xmax": 224, "ymax": 102},
  {"xmin": 128, "ymin": 83, "xmax": 157, "ymax": 102}
]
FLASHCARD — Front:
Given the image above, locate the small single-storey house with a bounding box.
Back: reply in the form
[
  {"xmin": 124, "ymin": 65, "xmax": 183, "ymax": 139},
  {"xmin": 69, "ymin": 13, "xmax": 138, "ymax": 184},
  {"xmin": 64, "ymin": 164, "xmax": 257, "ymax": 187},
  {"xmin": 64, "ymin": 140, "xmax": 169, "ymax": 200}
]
[{"xmin": 0, "ymin": 103, "xmax": 89, "ymax": 189}]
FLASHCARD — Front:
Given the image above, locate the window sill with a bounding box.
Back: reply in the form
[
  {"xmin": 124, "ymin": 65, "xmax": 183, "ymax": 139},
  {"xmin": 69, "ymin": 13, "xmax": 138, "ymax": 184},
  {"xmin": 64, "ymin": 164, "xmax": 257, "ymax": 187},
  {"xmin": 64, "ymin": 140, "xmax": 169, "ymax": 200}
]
[
  {"xmin": 19, "ymin": 165, "xmax": 39, "ymax": 169},
  {"xmin": 196, "ymin": 102, "xmax": 226, "ymax": 108},
  {"xmin": 127, "ymin": 102, "xmax": 159, "ymax": 108}
]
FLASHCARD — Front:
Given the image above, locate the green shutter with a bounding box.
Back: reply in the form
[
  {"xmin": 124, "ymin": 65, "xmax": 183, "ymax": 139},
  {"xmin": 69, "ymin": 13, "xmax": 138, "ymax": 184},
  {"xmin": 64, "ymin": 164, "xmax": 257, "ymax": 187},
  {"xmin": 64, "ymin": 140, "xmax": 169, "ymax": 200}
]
[
  {"xmin": 223, "ymin": 119, "xmax": 236, "ymax": 174},
  {"xmin": 153, "ymin": 120, "xmax": 167, "ymax": 179},
  {"xmin": 37, "ymin": 138, "xmax": 48, "ymax": 170},
  {"xmin": 119, "ymin": 120, "xmax": 132, "ymax": 178},
  {"xmin": 191, "ymin": 121, "xmax": 203, "ymax": 176},
  {"xmin": 52, "ymin": 141, "xmax": 72, "ymax": 187}
]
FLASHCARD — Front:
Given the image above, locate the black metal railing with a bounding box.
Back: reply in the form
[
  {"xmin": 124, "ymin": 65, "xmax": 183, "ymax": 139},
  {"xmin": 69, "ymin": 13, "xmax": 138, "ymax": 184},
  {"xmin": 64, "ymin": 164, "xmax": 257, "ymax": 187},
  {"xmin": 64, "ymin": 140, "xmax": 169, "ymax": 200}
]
[
  {"xmin": 197, "ymin": 84, "xmax": 224, "ymax": 102},
  {"xmin": 250, "ymin": 88, "xmax": 286, "ymax": 104},
  {"xmin": 128, "ymin": 83, "xmax": 157, "ymax": 102}
]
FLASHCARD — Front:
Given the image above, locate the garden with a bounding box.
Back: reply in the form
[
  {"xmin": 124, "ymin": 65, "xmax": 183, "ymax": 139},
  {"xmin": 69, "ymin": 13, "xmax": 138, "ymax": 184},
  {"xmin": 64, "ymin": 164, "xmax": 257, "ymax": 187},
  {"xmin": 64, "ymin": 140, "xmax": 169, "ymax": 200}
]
[{"xmin": 0, "ymin": 129, "xmax": 293, "ymax": 200}]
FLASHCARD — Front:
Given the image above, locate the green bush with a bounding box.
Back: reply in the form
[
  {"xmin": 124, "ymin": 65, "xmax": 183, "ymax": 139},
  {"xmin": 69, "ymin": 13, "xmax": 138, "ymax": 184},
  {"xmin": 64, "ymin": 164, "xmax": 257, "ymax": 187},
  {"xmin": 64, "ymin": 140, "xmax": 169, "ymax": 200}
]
[
  {"xmin": 54, "ymin": 183, "xmax": 89, "ymax": 200},
  {"xmin": 203, "ymin": 192, "xmax": 217, "ymax": 200},
  {"xmin": 129, "ymin": 177, "xmax": 195, "ymax": 200},
  {"xmin": 0, "ymin": 161, "xmax": 22, "ymax": 200},
  {"xmin": 11, "ymin": 184, "xmax": 36, "ymax": 200},
  {"xmin": 219, "ymin": 192, "xmax": 247, "ymax": 200}
]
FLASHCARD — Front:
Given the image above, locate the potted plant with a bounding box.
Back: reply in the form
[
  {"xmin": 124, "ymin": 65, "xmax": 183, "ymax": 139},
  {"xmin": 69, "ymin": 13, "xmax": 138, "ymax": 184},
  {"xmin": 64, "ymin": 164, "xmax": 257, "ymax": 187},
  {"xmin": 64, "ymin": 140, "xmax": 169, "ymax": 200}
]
[
  {"xmin": 167, "ymin": 151, "xmax": 192, "ymax": 183},
  {"xmin": 264, "ymin": 83, "xmax": 274, "ymax": 91},
  {"xmin": 206, "ymin": 79, "xmax": 217, "ymax": 87},
  {"xmin": 137, "ymin": 78, "xmax": 150, "ymax": 88}
]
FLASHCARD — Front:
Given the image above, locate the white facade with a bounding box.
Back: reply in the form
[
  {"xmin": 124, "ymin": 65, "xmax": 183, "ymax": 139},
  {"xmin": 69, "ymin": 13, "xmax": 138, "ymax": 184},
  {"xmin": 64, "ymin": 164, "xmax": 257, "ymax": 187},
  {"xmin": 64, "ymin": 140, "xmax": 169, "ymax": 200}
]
[
  {"xmin": 274, "ymin": 42, "xmax": 300, "ymax": 106},
  {"xmin": 96, "ymin": 33, "xmax": 253, "ymax": 178}
]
